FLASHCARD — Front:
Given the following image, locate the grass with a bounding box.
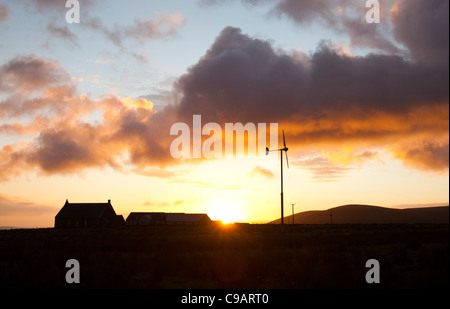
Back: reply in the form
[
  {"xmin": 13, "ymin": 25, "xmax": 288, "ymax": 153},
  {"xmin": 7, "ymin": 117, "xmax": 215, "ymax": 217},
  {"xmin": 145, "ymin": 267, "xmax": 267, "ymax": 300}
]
[{"xmin": 0, "ymin": 224, "xmax": 448, "ymax": 289}]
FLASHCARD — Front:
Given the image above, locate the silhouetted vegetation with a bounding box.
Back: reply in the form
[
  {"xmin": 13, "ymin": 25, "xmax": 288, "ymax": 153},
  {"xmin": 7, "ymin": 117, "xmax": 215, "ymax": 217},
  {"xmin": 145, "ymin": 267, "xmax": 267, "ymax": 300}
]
[{"xmin": 0, "ymin": 224, "xmax": 448, "ymax": 289}]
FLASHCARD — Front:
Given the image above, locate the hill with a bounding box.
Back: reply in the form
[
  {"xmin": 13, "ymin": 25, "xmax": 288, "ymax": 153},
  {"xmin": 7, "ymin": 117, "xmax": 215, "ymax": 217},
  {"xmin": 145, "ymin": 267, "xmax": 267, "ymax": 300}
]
[{"xmin": 270, "ymin": 204, "xmax": 449, "ymax": 224}]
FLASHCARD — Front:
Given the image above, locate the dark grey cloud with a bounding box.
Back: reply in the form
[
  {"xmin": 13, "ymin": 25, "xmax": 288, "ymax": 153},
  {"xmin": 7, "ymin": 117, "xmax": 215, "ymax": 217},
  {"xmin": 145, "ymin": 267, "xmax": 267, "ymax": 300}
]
[
  {"xmin": 391, "ymin": 0, "xmax": 449, "ymax": 64},
  {"xmin": 174, "ymin": 26, "xmax": 309, "ymax": 124},
  {"xmin": 82, "ymin": 12, "xmax": 186, "ymax": 48},
  {"xmin": 0, "ymin": 54, "xmax": 71, "ymax": 93},
  {"xmin": 175, "ymin": 26, "xmax": 447, "ymax": 123},
  {"xmin": 47, "ymin": 22, "xmax": 80, "ymax": 47},
  {"xmin": 273, "ymin": 0, "xmax": 350, "ymax": 24},
  {"xmin": 200, "ymin": 0, "xmax": 401, "ymax": 53},
  {"xmin": 29, "ymin": 127, "xmax": 105, "ymax": 173}
]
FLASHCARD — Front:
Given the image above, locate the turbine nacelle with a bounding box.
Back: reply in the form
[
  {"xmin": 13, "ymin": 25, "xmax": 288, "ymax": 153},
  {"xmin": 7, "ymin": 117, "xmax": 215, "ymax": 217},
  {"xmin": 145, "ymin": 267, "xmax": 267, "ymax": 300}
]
[{"xmin": 265, "ymin": 130, "xmax": 289, "ymax": 168}]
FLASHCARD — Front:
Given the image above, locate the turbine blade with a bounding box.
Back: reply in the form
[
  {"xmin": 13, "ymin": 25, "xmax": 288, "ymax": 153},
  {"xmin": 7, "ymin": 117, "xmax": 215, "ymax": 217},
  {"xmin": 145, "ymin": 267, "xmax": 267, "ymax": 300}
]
[
  {"xmin": 285, "ymin": 151, "xmax": 289, "ymax": 168},
  {"xmin": 283, "ymin": 130, "xmax": 286, "ymax": 148}
]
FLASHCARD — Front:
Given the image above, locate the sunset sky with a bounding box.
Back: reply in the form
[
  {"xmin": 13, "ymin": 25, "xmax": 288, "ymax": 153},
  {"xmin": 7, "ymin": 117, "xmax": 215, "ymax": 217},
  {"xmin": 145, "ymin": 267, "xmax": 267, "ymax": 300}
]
[{"xmin": 0, "ymin": 0, "xmax": 448, "ymax": 227}]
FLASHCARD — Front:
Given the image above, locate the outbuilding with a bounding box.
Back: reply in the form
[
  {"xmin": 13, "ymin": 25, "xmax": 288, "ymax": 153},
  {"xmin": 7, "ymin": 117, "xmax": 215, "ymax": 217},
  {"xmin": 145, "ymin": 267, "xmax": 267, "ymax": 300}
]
[{"xmin": 126, "ymin": 212, "xmax": 211, "ymax": 226}]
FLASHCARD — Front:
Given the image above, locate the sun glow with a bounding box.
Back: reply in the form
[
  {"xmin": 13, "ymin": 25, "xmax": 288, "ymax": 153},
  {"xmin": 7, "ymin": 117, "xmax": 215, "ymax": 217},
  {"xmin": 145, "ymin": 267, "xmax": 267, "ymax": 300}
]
[{"xmin": 207, "ymin": 197, "xmax": 246, "ymax": 224}]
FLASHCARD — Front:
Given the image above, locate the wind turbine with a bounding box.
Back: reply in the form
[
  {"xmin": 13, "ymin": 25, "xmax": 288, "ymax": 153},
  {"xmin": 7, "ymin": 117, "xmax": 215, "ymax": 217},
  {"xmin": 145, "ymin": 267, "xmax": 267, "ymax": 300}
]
[{"xmin": 266, "ymin": 130, "xmax": 289, "ymax": 232}]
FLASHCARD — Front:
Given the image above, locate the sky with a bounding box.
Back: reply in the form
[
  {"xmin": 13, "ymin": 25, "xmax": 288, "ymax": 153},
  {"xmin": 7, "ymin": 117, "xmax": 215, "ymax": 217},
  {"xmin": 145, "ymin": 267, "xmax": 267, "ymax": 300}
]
[{"xmin": 0, "ymin": 0, "xmax": 448, "ymax": 227}]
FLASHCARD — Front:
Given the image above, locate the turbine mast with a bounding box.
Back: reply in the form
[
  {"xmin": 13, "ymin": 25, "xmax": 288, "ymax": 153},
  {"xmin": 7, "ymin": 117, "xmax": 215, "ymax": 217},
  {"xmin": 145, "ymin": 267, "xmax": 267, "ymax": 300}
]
[
  {"xmin": 266, "ymin": 130, "xmax": 289, "ymax": 233},
  {"xmin": 280, "ymin": 148, "xmax": 284, "ymax": 231}
]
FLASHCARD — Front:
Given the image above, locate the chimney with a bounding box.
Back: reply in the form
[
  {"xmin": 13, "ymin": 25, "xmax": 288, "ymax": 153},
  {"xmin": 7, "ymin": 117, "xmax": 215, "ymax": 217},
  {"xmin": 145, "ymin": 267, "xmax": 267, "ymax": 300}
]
[
  {"xmin": 65, "ymin": 199, "xmax": 69, "ymax": 205},
  {"xmin": 108, "ymin": 199, "xmax": 111, "ymax": 204}
]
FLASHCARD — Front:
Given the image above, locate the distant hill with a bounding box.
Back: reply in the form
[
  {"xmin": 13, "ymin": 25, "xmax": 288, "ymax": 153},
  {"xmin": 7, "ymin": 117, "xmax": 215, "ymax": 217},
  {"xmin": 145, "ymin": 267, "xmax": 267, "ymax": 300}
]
[{"xmin": 270, "ymin": 205, "xmax": 449, "ymax": 224}]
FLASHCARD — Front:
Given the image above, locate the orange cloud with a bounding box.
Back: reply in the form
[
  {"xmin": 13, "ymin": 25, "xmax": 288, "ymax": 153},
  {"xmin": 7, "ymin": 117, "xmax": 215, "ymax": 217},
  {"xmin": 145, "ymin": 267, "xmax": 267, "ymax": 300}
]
[
  {"xmin": 0, "ymin": 193, "xmax": 55, "ymax": 216},
  {"xmin": 324, "ymin": 148, "xmax": 380, "ymax": 166},
  {"xmin": 392, "ymin": 139, "xmax": 449, "ymax": 172},
  {"xmin": 249, "ymin": 166, "xmax": 275, "ymax": 179},
  {"xmin": 294, "ymin": 155, "xmax": 352, "ymax": 182},
  {"xmin": 121, "ymin": 97, "xmax": 154, "ymax": 111}
]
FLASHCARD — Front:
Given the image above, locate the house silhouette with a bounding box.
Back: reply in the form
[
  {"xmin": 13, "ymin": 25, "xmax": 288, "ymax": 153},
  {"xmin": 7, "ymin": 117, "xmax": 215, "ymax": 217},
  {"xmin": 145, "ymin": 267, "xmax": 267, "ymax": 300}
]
[{"xmin": 55, "ymin": 199, "xmax": 125, "ymax": 228}]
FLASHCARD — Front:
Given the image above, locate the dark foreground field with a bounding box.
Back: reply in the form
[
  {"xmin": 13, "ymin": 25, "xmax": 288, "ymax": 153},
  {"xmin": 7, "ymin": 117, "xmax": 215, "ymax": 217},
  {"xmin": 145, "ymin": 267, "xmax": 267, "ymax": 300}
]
[{"xmin": 0, "ymin": 224, "xmax": 448, "ymax": 289}]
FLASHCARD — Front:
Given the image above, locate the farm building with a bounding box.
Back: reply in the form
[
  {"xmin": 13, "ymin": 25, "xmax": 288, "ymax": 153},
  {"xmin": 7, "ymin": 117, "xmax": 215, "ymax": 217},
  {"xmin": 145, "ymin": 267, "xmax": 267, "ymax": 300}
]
[
  {"xmin": 55, "ymin": 199, "xmax": 125, "ymax": 228},
  {"xmin": 126, "ymin": 212, "xmax": 212, "ymax": 226}
]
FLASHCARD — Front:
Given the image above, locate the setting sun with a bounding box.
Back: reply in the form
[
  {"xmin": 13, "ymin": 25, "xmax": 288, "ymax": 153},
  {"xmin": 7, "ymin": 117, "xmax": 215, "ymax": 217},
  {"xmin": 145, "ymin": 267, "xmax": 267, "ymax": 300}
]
[{"xmin": 206, "ymin": 197, "xmax": 246, "ymax": 224}]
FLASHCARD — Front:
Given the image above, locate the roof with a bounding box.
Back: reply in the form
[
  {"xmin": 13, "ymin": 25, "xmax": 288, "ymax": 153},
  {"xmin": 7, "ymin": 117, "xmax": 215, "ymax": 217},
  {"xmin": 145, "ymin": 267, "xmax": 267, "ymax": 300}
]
[
  {"xmin": 56, "ymin": 200, "xmax": 116, "ymax": 218},
  {"xmin": 127, "ymin": 212, "xmax": 166, "ymax": 221},
  {"xmin": 166, "ymin": 213, "xmax": 210, "ymax": 222},
  {"xmin": 126, "ymin": 212, "xmax": 210, "ymax": 222}
]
